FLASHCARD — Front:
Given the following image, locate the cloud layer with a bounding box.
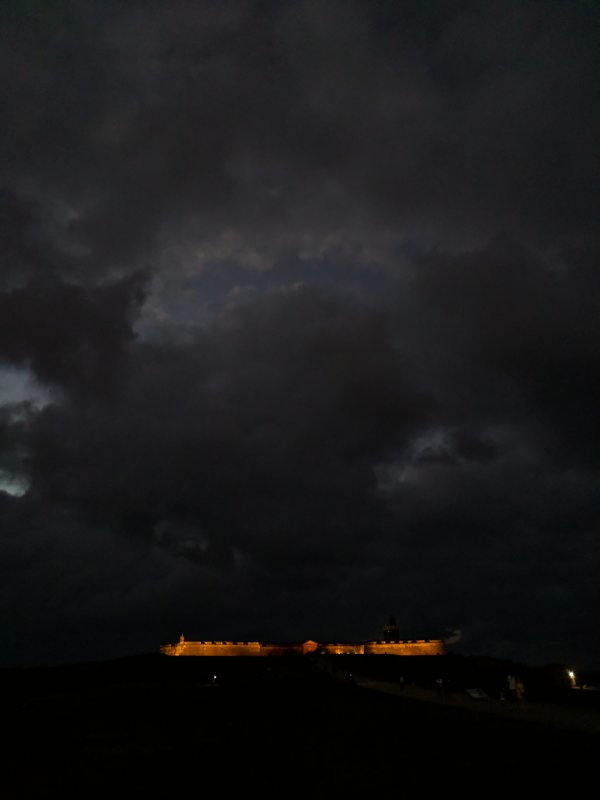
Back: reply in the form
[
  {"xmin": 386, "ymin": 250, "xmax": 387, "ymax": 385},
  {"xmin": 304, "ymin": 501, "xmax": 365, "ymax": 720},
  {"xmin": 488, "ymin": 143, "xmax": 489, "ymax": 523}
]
[{"xmin": 1, "ymin": 0, "xmax": 599, "ymax": 668}]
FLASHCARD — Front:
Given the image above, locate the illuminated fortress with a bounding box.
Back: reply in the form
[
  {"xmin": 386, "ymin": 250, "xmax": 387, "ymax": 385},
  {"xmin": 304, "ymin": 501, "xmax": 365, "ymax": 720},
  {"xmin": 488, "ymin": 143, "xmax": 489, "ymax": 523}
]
[{"xmin": 160, "ymin": 618, "xmax": 445, "ymax": 657}]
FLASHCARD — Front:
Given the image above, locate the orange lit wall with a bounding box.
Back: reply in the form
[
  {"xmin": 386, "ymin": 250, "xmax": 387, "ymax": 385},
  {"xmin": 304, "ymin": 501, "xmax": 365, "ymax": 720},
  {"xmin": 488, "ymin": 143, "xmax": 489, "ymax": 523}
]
[
  {"xmin": 364, "ymin": 640, "xmax": 446, "ymax": 656},
  {"xmin": 160, "ymin": 638, "xmax": 445, "ymax": 657},
  {"xmin": 160, "ymin": 640, "xmax": 262, "ymax": 656}
]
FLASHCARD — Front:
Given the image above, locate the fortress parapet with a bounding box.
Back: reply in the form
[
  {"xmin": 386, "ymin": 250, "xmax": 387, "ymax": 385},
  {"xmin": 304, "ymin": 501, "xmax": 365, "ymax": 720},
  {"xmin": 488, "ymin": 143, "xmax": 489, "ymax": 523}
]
[
  {"xmin": 364, "ymin": 639, "xmax": 445, "ymax": 656},
  {"xmin": 160, "ymin": 637, "xmax": 262, "ymax": 657},
  {"xmin": 160, "ymin": 635, "xmax": 445, "ymax": 657}
]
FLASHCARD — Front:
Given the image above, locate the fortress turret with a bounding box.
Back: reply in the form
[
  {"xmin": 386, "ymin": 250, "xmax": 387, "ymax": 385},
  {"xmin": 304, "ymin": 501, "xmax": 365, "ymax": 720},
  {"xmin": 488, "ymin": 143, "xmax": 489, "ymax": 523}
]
[{"xmin": 383, "ymin": 615, "xmax": 400, "ymax": 642}]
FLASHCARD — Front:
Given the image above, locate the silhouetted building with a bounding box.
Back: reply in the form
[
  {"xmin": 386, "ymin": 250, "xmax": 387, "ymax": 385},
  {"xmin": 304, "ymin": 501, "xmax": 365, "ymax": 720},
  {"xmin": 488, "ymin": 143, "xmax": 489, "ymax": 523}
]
[{"xmin": 383, "ymin": 615, "xmax": 400, "ymax": 642}]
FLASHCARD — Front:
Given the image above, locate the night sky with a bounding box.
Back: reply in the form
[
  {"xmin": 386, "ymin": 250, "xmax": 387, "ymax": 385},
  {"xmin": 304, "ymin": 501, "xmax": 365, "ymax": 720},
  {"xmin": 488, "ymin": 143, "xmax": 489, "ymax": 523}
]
[{"xmin": 1, "ymin": 1, "xmax": 599, "ymax": 670}]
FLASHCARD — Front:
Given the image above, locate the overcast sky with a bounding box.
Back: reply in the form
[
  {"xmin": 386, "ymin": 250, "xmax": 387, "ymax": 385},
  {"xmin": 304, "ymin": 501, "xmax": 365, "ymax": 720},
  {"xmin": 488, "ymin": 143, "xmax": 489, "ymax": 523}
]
[{"xmin": 1, "ymin": 0, "xmax": 599, "ymax": 670}]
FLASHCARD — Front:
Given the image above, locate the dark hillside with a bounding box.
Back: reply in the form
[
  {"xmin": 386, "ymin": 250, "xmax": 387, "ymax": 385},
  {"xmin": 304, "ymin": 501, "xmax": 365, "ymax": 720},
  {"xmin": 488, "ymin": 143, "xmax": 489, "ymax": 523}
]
[{"xmin": 3, "ymin": 655, "xmax": 597, "ymax": 797}]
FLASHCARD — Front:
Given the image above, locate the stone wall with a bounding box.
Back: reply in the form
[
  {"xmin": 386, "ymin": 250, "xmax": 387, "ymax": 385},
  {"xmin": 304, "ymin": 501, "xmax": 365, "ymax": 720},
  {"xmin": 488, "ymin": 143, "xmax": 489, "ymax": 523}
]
[
  {"xmin": 160, "ymin": 637, "xmax": 445, "ymax": 657},
  {"xmin": 364, "ymin": 640, "xmax": 445, "ymax": 656},
  {"xmin": 316, "ymin": 643, "xmax": 365, "ymax": 655},
  {"xmin": 160, "ymin": 640, "xmax": 262, "ymax": 656}
]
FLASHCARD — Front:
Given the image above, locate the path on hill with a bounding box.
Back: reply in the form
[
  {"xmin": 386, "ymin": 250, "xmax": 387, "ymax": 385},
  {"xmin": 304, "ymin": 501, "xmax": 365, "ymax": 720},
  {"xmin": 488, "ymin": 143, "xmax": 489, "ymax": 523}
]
[{"xmin": 350, "ymin": 674, "xmax": 600, "ymax": 734}]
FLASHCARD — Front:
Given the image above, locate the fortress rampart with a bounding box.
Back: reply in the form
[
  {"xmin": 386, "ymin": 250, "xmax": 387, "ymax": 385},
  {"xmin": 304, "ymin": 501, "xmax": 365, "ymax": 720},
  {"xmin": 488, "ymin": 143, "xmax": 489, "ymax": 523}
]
[{"xmin": 160, "ymin": 636, "xmax": 445, "ymax": 657}]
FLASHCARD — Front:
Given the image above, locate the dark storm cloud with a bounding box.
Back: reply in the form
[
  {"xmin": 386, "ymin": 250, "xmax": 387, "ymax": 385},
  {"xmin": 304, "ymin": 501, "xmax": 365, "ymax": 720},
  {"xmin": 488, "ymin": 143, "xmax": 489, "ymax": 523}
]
[
  {"xmin": 0, "ymin": 285, "xmax": 432, "ymax": 665},
  {"xmin": 0, "ymin": 188, "xmax": 57, "ymax": 288},
  {"xmin": 2, "ymin": 0, "xmax": 598, "ymax": 273},
  {"xmin": 23, "ymin": 287, "xmax": 426, "ymax": 565},
  {"xmin": 0, "ymin": 271, "xmax": 148, "ymax": 393},
  {"xmin": 413, "ymin": 236, "xmax": 600, "ymax": 461},
  {"xmin": 1, "ymin": 0, "xmax": 599, "ymax": 667},
  {"xmin": 371, "ymin": 232, "xmax": 600, "ymax": 664}
]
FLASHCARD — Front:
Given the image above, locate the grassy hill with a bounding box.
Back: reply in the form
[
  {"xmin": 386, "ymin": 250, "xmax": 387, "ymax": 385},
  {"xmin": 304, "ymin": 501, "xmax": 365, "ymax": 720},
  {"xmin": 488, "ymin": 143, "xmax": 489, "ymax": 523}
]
[{"xmin": 3, "ymin": 654, "xmax": 598, "ymax": 797}]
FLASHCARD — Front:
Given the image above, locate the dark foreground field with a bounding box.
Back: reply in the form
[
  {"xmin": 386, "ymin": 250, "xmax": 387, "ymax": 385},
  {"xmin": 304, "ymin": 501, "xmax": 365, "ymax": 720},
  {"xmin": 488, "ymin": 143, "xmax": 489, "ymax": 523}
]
[{"xmin": 3, "ymin": 654, "xmax": 598, "ymax": 797}]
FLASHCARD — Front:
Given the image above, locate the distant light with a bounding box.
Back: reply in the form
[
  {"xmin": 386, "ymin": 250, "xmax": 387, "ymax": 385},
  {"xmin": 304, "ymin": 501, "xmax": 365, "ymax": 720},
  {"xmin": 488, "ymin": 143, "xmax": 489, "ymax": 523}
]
[{"xmin": 568, "ymin": 670, "xmax": 575, "ymax": 679}]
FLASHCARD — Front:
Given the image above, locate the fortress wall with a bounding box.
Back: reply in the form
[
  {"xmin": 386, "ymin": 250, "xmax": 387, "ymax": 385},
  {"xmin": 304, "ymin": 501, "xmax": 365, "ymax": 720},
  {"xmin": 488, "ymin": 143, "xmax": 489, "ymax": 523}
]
[
  {"xmin": 259, "ymin": 644, "xmax": 304, "ymax": 656},
  {"xmin": 160, "ymin": 641, "xmax": 263, "ymax": 656},
  {"xmin": 317, "ymin": 643, "xmax": 365, "ymax": 655},
  {"xmin": 364, "ymin": 640, "xmax": 445, "ymax": 656},
  {"xmin": 160, "ymin": 638, "xmax": 446, "ymax": 656}
]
